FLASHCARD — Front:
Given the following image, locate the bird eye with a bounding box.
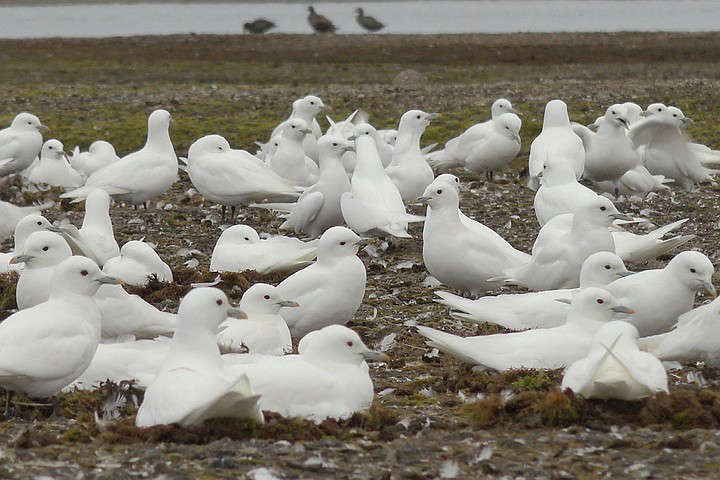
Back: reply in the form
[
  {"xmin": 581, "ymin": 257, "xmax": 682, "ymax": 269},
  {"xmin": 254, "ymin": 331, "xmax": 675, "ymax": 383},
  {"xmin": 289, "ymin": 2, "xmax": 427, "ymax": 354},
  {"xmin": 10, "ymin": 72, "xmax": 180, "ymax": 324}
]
[
  {"xmin": 416, "ymin": 115, "xmax": 421, "ymax": 120},
  {"xmin": 673, "ymin": 114, "xmax": 678, "ymax": 117},
  {"xmin": 596, "ymin": 299, "xmax": 604, "ymax": 304},
  {"xmin": 264, "ymin": 294, "xmax": 270, "ymax": 300},
  {"xmin": 48, "ymin": 146, "xmax": 53, "ymax": 150},
  {"xmin": 340, "ymin": 241, "xmax": 346, "ymax": 246},
  {"xmin": 310, "ymin": 101, "xmax": 315, "ymax": 105},
  {"xmin": 218, "ymin": 146, "xmax": 223, "ymax": 150},
  {"xmin": 37, "ymin": 221, "xmax": 42, "ymax": 226},
  {"xmin": 216, "ymin": 299, "xmax": 223, "ymax": 306},
  {"xmin": 244, "ymin": 237, "xmax": 249, "ymax": 241},
  {"xmin": 332, "ymin": 143, "xmax": 338, "ymax": 146},
  {"xmin": 81, "ymin": 270, "xmax": 88, "ymax": 276},
  {"xmin": 291, "ymin": 125, "xmax": 296, "ymax": 129},
  {"xmin": 42, "ymin": 246, "xmax": 49, "ymax": 251},
  {"xmin": 346, "ymin": 341, "xmax": 353, "ymax": 347},
  {"xmin": 505, "ymin": 126, "xmax": 509, "ymax": 129},
  {"xmin": 604, "ymin": 265, "xmax": 611, "ymax": 269},
  {"xmin": 658, "ymin": 108, "xmax": 663, "ymax": 112},
  {"xmin": 27, "ymin": 121, "xmax": 32, "ymax": 125},
  {"xmin": 690, "ymin": 268, "xmax": 697, "ymax": 273},
  {"xmin": 600, "ymin": 206, "xmax": 607, "ymax": 211},
  {"xmin": 611, "ymin": 110, "xmax": 616, "ymax": 115},
  {"xmin": 436, "ymin": 189, "xmax": 442, "ymax": 194}
]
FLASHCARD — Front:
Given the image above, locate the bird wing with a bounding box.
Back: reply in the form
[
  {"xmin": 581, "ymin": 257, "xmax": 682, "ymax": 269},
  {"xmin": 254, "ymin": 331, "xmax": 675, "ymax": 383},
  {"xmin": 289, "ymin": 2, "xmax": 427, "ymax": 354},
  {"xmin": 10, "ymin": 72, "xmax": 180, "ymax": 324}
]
[
  {"xmin": 628, "ymin": 116, "xmax": 677, "ymax": 148},
  {"xmin": 283, "ymin": 191, "xmax": 324, "ymax": 231}
]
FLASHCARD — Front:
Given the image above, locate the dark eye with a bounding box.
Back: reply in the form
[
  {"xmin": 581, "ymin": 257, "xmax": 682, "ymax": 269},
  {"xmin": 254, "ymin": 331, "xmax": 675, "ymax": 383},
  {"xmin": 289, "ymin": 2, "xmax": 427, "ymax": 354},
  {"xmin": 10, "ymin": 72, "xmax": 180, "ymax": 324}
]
[
  {"xmin": 218, "ymin": 146, "xmax": 222, "ymax": 150},
  {"xmin": 658, "ymin": 108, "xmax": 663, "ymax": 112},
  {"xmin": 604, "ymin": 265, "xmax": 610, "ymax": 270},
  {"xmin": 48, "ymin": 146, "xmax": 53, "ymax": 150},
  {"xmin": 216, "ymin": 299, "xmax": 223, "ymax": 306},
  {"xmin": 416, "ymin": 115, "xmax": 421, "ymax": 119},
  {"xmin": 437, "ymin": 189, "xmax": 442, "ymax": 194},
  {"xmin": 332, "ymin": 143, "xmax": 338, "ymax": 146},
  {"xmin": 346, "ymin": 341, "xmax": 353, "ymax": 347},
  {"xmin": 81, "ymin": 270, "xmax": 88, "ymax": 276},
  {"xmin": 310, "ymin": 101, "xmax": 315, "ymax": 105},
  {"xmin": 244, "ymin": 237, "xmax": 249, "ymax": 241},
  {"xmin": 690, "ymin": 268, "xmax": 697, "ymax": 273},
  {"xmin": 264, "ymin": 295, "xmax": 270, "ymax": 300},
  {"xmin": 505, "ymin": 126, "xmax": 509, "ymax": 129},
  {"xmin": 596, "ymin": 299, "xmax": 604, "ymax": 304},
  {"xmin": 37, "ymin": 221, "xmax": 42, "ymax": 226},
  {"xmin": 673, "ymin": 114, "xmax": 678, "ymax": 117},
  {"xmin": 27, "ymin": 121, "xmax": 31, "ymax": 125},
  {"xmin": 340, "ymin": 241, "xmax": 346, "ymax": 246},
  {"xmin": 291, "ymin": 125, "xmax": 296, "ymax": 129},
  {"xmin": 600, "ymin": 206, "xmax": 607, "ymax": 211},
  {"xmin": 611, "ymin": 111, "xmax": 616, "ymax": 115},
  {"xmin": 42, "ymin": 246, "xmax": 49, "ymax": 251}
]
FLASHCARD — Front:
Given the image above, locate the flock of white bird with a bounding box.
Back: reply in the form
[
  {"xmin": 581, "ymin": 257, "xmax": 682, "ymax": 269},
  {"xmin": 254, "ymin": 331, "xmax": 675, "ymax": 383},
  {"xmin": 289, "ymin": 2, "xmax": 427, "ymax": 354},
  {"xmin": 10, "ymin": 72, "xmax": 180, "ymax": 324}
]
[{"xmin": 0, "ymin": 93, "xmax": 718, "ymax": 428}]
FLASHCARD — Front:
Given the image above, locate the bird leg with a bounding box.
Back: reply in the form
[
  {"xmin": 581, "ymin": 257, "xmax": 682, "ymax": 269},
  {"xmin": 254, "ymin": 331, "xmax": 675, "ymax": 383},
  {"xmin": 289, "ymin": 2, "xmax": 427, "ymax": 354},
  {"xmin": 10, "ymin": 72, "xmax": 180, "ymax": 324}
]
[
  {"xmin": 486, "ymin": 171, "xmax": 494, "ymax": 182},
  {"xmin": 221, "ymin": 205, "xmax": 227, "ymax": 222},
  {"xmin": 143, "ymin": 202, "xmax": 148, "ymax": 210},
  {"xmin": 49, "ymin": 396, "xmax": 62, "ymax": 419},
  {"xmin": 230, "ymin": 206, "xmax": 237, "ymax": 222},
  {"xmin": 3, "ymin": 390, "xmax": 14, "ymax": 419}
]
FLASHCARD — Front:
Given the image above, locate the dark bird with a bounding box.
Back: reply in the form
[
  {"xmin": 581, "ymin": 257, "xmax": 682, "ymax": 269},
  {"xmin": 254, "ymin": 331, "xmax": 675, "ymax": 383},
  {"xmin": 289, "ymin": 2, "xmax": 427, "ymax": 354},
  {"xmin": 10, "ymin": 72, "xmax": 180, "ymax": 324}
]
[
  {"xmin": 307, "ymin": 6, "xmax": 337, "ymax": 33},
  {"xmin": 355, "ymin": 7, "xmax": 384, "ymax": 32},
  {"xmin": 244, "ymin": 18, "xmax": 276, "ymax": 34}
]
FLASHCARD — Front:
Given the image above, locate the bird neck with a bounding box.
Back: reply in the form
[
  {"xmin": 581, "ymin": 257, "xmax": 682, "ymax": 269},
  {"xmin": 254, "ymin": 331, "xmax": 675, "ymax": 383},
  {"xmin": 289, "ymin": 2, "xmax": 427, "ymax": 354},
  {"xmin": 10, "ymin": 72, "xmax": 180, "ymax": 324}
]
[
  {"xmin": 145, "ymin": 124, "xmax": 174, "ymax": 153},
  {"xmin": 169, "ymin": 327, "xmax": 222, "ymax": 365},
  {"xmin": 394, "ymin": 128, "xmax": 422, "ymax": 155}
]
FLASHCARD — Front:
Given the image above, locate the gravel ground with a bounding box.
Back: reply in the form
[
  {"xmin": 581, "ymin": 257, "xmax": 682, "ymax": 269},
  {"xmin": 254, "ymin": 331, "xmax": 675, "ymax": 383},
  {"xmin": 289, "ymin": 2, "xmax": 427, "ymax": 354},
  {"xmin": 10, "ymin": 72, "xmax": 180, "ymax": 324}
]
[{"xmin": 0, "ymin": 33, "xmax": 720, "ymax": 479}]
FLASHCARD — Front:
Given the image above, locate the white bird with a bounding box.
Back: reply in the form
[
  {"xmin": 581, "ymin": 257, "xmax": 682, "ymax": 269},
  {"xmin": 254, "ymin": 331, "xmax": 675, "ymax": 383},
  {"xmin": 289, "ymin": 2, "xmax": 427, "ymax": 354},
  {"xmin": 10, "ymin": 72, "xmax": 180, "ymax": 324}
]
[
  {"xmin": 604, "ymin": 250, "xmax": 715, "ymax": 337},
  {"xmin": 533, "ymin": 154, "xmax": 598, "ymax": 226},
  {"xmin": 61, "ymin": 109, "xmax": 177, "ymax": 206},
  {"xmin": 386, "ymin": 110, "xmax": 437, "ymax": 203},
  {"xmin": 186, "ymin": 134, "xmax": 301, "ymax": 220},
  {"xmin": 0, "ymin": 200, "xmax": 53, "ymax": 242},
  {"xmin": 69, "ymin": 140, "xmax": 120, "ymax": 177},
  {"xmin": 504, "ymin": 196, "xmax": 628, "ymax": 291},
  {"xmin": 611, "ymin": 218, "xmax": 694, "ymax": 264},
  {"xmin": 224, "ymin": 325, "xmax": 388, "ymax": 422},
  {"xmin": 562, "ymin": 321, "xmax": 668, "ymax": 400},
  {"xmin": 217, "ymin": 283, "xmax": 296, "ymax": 355},
  {"xmin": 594, "ymin": 164, "xmax": 672, "ymax": 200},
  {"xmin": 0, "ymin": 112, "xmax": 46, "ymax": 178},
  {"xmin": 269, "ymin": 118, "xmax": 319, "ymax": 186},
  {"xmin": 417, "ymin": 287, "xmax": 632, "ymax": 370},
  {"xmin": 572, "ymin": 104, "xmax": 640, "ymax": 190},
  {"xmin": 629, "ymin": 105, "xmax": 714, "ymax": 191},
  {"xmin": 210, "ymin": 224, "xmax": 317, "ymax": 274},
  {"xmin": 276, "ymin": 227, "xmax": 366, "ymax": 339},
  {"xmin": 0, "ymin": 256, "xmax": 119, "ymax": 415},
  {"xmin": 27, "ymin": 139, "xmax": 84, "ymax": 188},
  {"xmin": 340, "ymin": 123, "xmax": 424, "ymax": 238},
  {"xmin": 13, "ymin": 231, "xmax": 72, "ymax": 309},
  {"xmin": 102, "ymin": 240, "xmax": 173, "ymax": 287},
  {"xmin": 436, "ymin": 251, "xmax": 632, "ymax": 331},
  {"xmin": 55, "ymin": 189, "xmax": 119, "ymax": 266},
  {"xmin": 528, "ymin": 99, "xmax": 585, "ymax": 189},
  {"xmin": 135, "ymin": 287, "xmax": 264, "ymax": 427},
  {"xmin": 420, "ymin": 177, "xmax": 525, "ymax": 295},
  {"xmin": 251, "ymin": 135, "xmax": 353, "ymax": 239},
  {"xmin": 0, "ymin": 214, "xmax": 61, "ymax": 274},
  {"xmin": 271, "ymin": 95, "xmax": 326, "ymax": 162},
  {"xmin": 94, "ymin": 284, "xmax": 177, "ymax": 341},
  {"xmin": 327, "ymin": 109, "xmax": 391, "ymax": 171}
]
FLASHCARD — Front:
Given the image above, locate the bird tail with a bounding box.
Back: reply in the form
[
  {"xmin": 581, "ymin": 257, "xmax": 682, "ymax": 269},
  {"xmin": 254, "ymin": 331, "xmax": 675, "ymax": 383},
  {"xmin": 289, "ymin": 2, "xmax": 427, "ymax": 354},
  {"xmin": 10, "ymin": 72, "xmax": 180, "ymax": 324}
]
[
  {"xmin": 647, "ymin": 218, "xmax": 688, "ymax": 240},
  {"xmin": 416, "ymin": 326, "xmax": 479, "ymax": 365},
  {"xmin": 426, "ymin": 150, "xmax": 462, "ymax": 170},
  {"xmin": 644, "ymin": 234, "xmax": 696, "ymax": 260},
  {"xmin": 421, "ymin": 143, "xmax": 438, "ymax": 155}
]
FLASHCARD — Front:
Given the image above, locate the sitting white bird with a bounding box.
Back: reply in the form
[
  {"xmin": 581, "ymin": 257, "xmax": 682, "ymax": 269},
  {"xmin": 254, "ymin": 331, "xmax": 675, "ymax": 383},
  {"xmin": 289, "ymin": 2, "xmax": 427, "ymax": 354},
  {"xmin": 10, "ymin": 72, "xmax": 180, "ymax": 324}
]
[
  {"xmin": 417, "ymin": 287, "xmax": 632, "ymax": 370},
  {"xmin": 12, "ymin": 231, "xmax": 73, "ymax": 309},
  {"xmin": 69, "ymin": 140, "xmax": 120, "ymax": 177},
  {"xmin": 436, "ymin": 251, "xmax": 632, "ymax": 331},
  {"xmin": 271, "ymin": 95, "xmax": 326, "ymax": 162},
  {"xmin": 55, "ymin": 188, "xmax": 120, "ymax": 266},
  {"xmin": 224, "ymin": 325, "xmax": 388, "ymax": 422},
  {"xmin": 527, "ymin": 99, "xmax": 585, "ymax": 189},
  {"xmin": 217, "ymin": 283, "xmax": 296, "ymax": 355},
  {"xmin": 0, "ymin": 199, "xmax": 53, "ymax": 242},
  {"xmin": 420, "ymin": 176, "xmax": 526, "ymax": 295},
  {"xmin": 27, "ymin": 139, "xmax": 84, "ymax": 188},
  {"xmin": 61, "ymin": 109, "xmax": 177, "ymax": 207},
  {"xmin": 0, "ymin": 256, "xmax": 119, "ymax": 416},
  {"xmin": 210, "ymin": 224, "xmax": 317, "ymax": 274},
  {"xmin": 186, "ymin": 134, "xmax": 301, "ymax": 221},
  {"xmin": 0, "ymin": 214, "xmax": 61, "ymax": 274},
  {"xmin": 269, "ymin": 118, "xmax": 319, "ymax": 186},
  {"xmin": 533, "ymin": 154, "xmax": 598, "ymax": 226},
  {"xmin": 603, "ymin": 250, "xmax": 715, "ymax": 337},
  {"xmin": 135, "ymin": 287, "xmax": 264, "ymax": 427},
  {"xmin": 102, "ymin": 240, "xmax": 173, "ymax": 286},
  {"xmin": 386, "ymin": 110, "xmax": 438, "ymax": 203},
  {"xmin": 562, "ymin": 321, "xmax": 668, "ymax": 401},
  {"xmin": 341, "ymin": 123, "xmax": 424, "ymax": 238},
  {"xmin": 0, "ymin": 112, "xmax": 46, "ymax": 178},
  {"xmin": 276, "ymin": 227, "xmax": 366, "ymax": 339},
  {"xmin": 594, "ymin": 164, "xmax": 672, "ymax": 200},
  {"xmin": 251, "ymin": 135, "xmax": 353, "ymax": 239},
  {"xmin": 503, "ymin": 196, "xmax": 629, "ymax": 291}
]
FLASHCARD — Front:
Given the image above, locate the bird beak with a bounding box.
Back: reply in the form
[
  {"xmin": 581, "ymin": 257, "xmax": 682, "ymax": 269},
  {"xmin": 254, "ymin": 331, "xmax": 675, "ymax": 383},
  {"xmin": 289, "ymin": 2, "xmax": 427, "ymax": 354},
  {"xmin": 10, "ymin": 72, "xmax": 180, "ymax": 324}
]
[
  {"xmin": 46, "ymin": 225, "xmax": 63, "ymax": 233},
  {"xmin": 300, "ymin": 128, "xmax": 313, "ymax": 135},
  {"xmin": 320, "ymin": 104, "xmax": 330, "ymax": 111},
  {"xmin": 9, "ymin": 254, "xmax": 33, "ymax": 264},
  {"xmin": 426, "ymin": 113, "xmax": 440, "ymax": 121},
  {"xmin": 348, "ymin": 135, "xmax": 357, "ymax": 141},
  {"xmin": 536, "ymin": 170, "xmax": 544, "ymax": 179},
  {"xmin": 416, "ymin": 196, "xmax": 431, "ymax": 205},
  {"xmin": 96, "ymin": 275, "xmax": 123, "ymax": 285},
  {"xmin": 277, "ymin": 300, "xmax": 300, "ymax": 308},
  {"xmin": 587, "ymin": 122, "xmax": 599, "ymax": 129},
  {"xmin": 227, "ymin": 307, "xmax": 248, "ymax": 319},
  {"xmin": 616, "ymin": 270, "xmax": 635, "ymax": 278},
  {"xmin": 354, "ymin": 239, "xmax": 368, "ymax": 248},
  {"xmin": 610, "ymin": 213, "xmax": 633, "ymax": 221},
  {"xmin": 681, "ymin": 117, "xmax": 694, "ymax": 125},
  {"xmin": 617, "ymin": 117, "xmax": 629, "ymax": 130},
  {"xmin": 361, "ymin": 349, "xmax": 390, "ymax": 363},
  {"xmin": 611, "ymin": 305, "xmax": 635, "ymax": 314},
  {"xmin": 342, "ymin": 145, "xmax": 355, "ymax": 153},
  {"xmin": 512, "ymin": 132, "xmax": 521, "ymax": 144},
  {"xmin": 702, "ymin": 280, "xmax": 717, "ymax": 298},
  {"xmin": 38, "ymin": 124, "xmax": 49, "ymax": 131},
  {"xmin": 509, "ymin": 107, "xmax": 520, "ymax": 115}
]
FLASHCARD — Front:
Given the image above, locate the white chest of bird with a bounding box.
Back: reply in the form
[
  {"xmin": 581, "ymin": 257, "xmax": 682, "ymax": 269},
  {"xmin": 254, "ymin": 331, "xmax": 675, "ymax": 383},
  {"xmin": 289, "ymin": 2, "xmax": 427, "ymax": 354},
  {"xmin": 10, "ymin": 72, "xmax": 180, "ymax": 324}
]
[
  {"xmin": 14, "ymin": 231, "xmax": 72, "ymax": 309},
  {"xmin": 28, "ymin": 139, "xmax": 84, "ymax": 188},
  {"xmin": 386, "ymin": 110, "xmax": 437, "ymax": 203},
  {"xmin": 582, "ymin": 105, "xmax": 639, "ymax": 182},
  {"xmin": 0, "ymin": 112, "xmax": 46, "ymax": 178},
  {"xmin": 270, "ymin": 119, "xmax": 318, "ymax": 186}
]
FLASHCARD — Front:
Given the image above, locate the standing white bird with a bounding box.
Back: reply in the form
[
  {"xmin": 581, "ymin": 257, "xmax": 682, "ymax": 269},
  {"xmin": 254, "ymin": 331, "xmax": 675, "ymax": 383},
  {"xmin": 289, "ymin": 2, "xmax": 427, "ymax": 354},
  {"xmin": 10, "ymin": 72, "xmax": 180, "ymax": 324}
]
[
  {"xmin": 604, "ymin": 250, "xmax": 715, "ymax": 337},
  {"xmin": 528, "ymin": 99, "xmax": 585, "ymax": 189},
  {"xmin": 252, "ymin": 135, "xmax": 353, "ymax": 238},
  {"xmin": 271, "ymin": 95, "xmax": 326, "ymax": 161},
  {"xmin": 217, "ymin": 283, "xmax": 296, "ymax": 355},
  {"xmin": 210, "ymin": 224, "xmax": 317, "ymax": 274},
  {"xmin": 269, "ymin": 118, "xmax": 319, "ymax": 186},
  {"xmin": 386, "ymin": 110, "xmax": 438, "ymax": 203},
  {"xmin": 0, "ymin": 256, "xmax": 119, "ymax": 416},
  {"xmin": 69, "ymin": 140, "xmax": 120, "ymax": 177},
  {"xmin": 276, "ymin": 227, "xmax": 366, "ymax": 339},
  {"xmin": 224, "ymin": 325, "xmax": 388, "ymax": 422},
  {"xmin": 135, "ymin": 287, "xmax": 264, "ymax": 427},
  {"xmin": 504, "ymin": 196, "xmax": 629, "ymax": 291},
  {"xmin": 0, "ymin": 200, "xmax": 53, "ymax": 242},
  {"xmin": 341, "ymin": 123, "xmax": 424, "ymax": 238},
  {"xmin": 417, "ymin": 287, "xmax": 632, "ymax": 370},
  {"xmin": 420, "ymin": 177, "xmax": 526, "ymax": 295},
  {"xmin": 12, "ymin": 231, "xmax": 73, "ymax": 309},
  {"xmin": 562, "ymin": 321, "xmax": 668, "ymax": 400},
  {"xmin": 0, "ymin": 214, "xmax": 60, "ymax": 273},
  {"xmin": 0, "ymin": 112, "xmax": 46, "ymax": 178},
  {"xmin": 27, "ymin": 139, "xmax": 84, "ymax": 188},
  {"xmin": 436, "ymin": 251, "xmax": 632, "ymax": 331},
  {"xmin": 61, "ymin": 109, "xmax": 177, "ymax": 206},
  {"xmin": 102, "ymin": 240, "xmax": 173, "ymax": 286},
  {"xmin": 533, "ymin": 155, "xmax": 598, "ymax": 226},
  {"xmin": 55, "ymin": 189, "xmax": 119, "ymax": 266}
]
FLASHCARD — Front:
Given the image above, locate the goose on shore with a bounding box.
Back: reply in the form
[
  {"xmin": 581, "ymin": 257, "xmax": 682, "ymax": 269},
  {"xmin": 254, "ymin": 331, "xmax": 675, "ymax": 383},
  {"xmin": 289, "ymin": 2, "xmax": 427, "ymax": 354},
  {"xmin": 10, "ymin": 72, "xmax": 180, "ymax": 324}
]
[
  {"xmin": 355, "ymin": 8, "xmax": 384, "ymax": 32},
  {"xmin": 307, "ymin": 6, "xmax": 337, "ymax": 33}
]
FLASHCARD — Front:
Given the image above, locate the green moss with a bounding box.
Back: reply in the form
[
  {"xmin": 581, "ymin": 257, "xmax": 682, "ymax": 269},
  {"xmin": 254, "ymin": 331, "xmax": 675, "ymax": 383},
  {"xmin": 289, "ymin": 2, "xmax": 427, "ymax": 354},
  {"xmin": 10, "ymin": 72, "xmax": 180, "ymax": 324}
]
[
  {"xmin": 461, "ymin": 395, "xmax": 503, "ymax": 428},
  {"xmin": 511, "ymin": 371, "xmax": 554, "ymax": 392}
]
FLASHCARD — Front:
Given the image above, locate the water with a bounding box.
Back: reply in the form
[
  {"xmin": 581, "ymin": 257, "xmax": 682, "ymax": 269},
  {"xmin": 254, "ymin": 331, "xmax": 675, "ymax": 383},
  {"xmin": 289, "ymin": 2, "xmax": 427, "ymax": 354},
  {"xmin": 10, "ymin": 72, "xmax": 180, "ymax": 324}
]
[{"xmin": 0, "ymin": 1, "xmax": 717, "ymax": 38}]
